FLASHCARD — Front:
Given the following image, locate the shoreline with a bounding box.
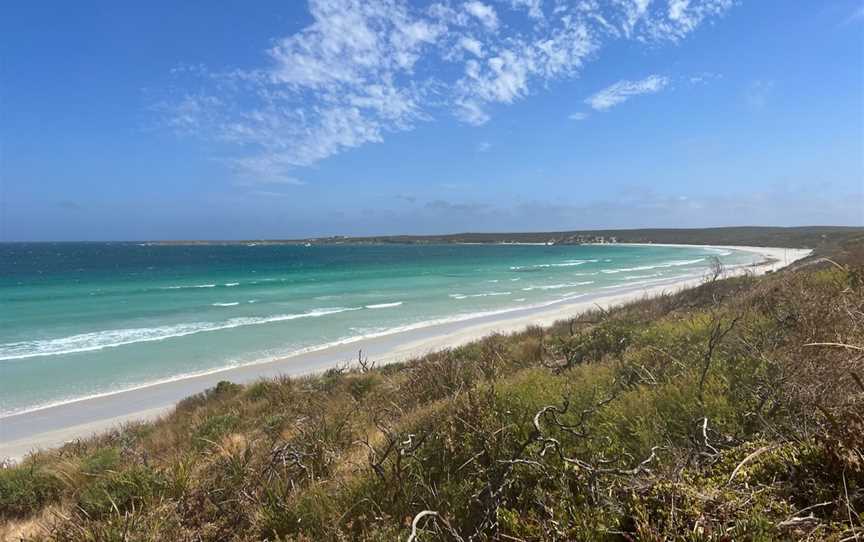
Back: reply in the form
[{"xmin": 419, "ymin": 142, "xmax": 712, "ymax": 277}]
[{"xmin": 0, "ymin": 244, "xmax": 812, "ymax": 462}]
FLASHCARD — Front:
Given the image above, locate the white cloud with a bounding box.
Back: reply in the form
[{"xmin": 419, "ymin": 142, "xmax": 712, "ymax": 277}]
[
  {"xmin": 459, "ymin": 36, "xmax": 484, "ymax": 57},
  {"xmin": 455, "ymin": 98, "xmax": 491, "ymax": 125},
  {"xmin": 638, "ymin": 0, "xmax": 734, "ymax": 42},
  {"xmin": 585, "ymin": 75, "xmax": 670, "ymax": 111},
  {"xmin": 453, "ymin": 16, "xmax": 597, "ymax": 124},
  {"xmin": 568, "ymin": 112, "xmax": 589, "ymax": 121},
  {"xmin": 510, "ymin": 0, "xmax": 544, "ymax": 19},
  {"xmin": 669, "ymin": 0, "xmax": 691, "ymax": 21},
  {"xmin": 160, "ymin": 0, "xmax": 736, "ymax": 182},
  {"xmin": 464, "ymin": 1, "xmax": 499, "ymax": 30},
  {"xmin": 688, "ymin": 71, "xmax": 721, "ymax": 84},
  {"xmin": 477, "ymin": 141, "xmax": 492, "ymax": 152}
]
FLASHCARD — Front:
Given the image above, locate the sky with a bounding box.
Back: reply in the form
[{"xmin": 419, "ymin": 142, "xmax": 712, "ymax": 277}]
[{"xmin": 2, "ymin": 0, "xmax": 863, "ymax": 241}]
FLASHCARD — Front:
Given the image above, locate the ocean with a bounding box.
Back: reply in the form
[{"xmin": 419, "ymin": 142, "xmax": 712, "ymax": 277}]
[{"xmin": 0, "ymin": 242, "xmax": 758, "ymax": 418}]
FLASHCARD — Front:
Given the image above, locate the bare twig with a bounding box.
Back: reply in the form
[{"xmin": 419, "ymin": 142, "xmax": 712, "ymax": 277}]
[
  {"xmin": 803, "ymin": 342, "xmax": 864, "ymax": 351},
  {"xmin": 699, "ymin": 312, "xmax": 741, "ymax": 400},
  {"xmin": 776, "ymin": 501, "xmax": 833, "ymax": 528},
  {"xmin": 407, "ymin": 510, "xmax": 438, "ymax": 542},
  {"xmin": 701, "ymin": 417, "xmax": 718, "ymax": 456},
  {"xmin": 727, "ymin": 445, "xmax": 776, "ymax": 485},
  {"xmin": 777, "ymin": 515, "xmax": 820, "ymax": 528},
  {"xmin": 820, "ymin": 258, "xmax": 848, "ymax": 272},
  {"xmin": 843, "ymin": 470, "xmax": 860, "ymax": 541},
  {"xmin": 356, "ymin": 349, "xmax": 376, "ymax": 372},
  {"xmin": 406, "ymin": 510, "xmax": 464, "ymax": 542}
]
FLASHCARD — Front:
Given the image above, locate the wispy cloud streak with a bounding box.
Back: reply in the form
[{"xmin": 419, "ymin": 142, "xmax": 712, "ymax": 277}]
[
  {"xmin": 157, "ymin": 0, "xmax": 735, "ymax": 182},
  {"xmin": 585, "ymin": 75, "xmax": 670, "ymax": 111}
]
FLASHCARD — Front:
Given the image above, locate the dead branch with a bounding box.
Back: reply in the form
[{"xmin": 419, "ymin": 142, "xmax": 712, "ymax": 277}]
[
  {"xmin": 356, "ymin": 349, "xmax": 376, "ymax": 372},
  {"xmin": 803, "ymin": 342, "xmax": 864, "ymax": 351},
  {"xmin": 705, "ymin": 256, "xmax": 725, "ymax": 284},
  {"xmin": 700, "ymin": 417, "xmax": 719, "ymax": 457},
  {"xmin": 699, "ymin": 311, "xmax": 741, "ymax": 400},
  {"xmin": 842, "ymin": 470, "xmax": 860, "ymax": 541},
  {"xmin": 407, "ymin": 510, "xmax": 438, "ymax": 542},
  {"xmin": 532, "ymin": 401, "xmax": 662, "ymax": 476},
  {"xmin": 406, "ymin": 510, "xmax": 464, "ymax": 542},
  {"xmin": 776, "ymin": 501, "xmax": 833, "ymax": 529},
  {"xmin": 776, "ymin": 515, "xmax": 820, "ymax": 529},
  {"xmin": 726, "ymin": 445, "xmax": 776, "ymax": 485}
]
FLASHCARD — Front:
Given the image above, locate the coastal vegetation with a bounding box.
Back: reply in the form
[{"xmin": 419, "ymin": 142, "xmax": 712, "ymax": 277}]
[
  {"xmin": 1, "ymin": 234, "xmax": 862, "ymax": 540},
  {"xmin": 146, "ymin": 226, "xmax": 861, "ymax": 249}
]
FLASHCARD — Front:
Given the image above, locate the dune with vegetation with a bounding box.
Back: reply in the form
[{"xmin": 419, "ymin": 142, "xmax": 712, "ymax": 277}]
[{"xmin": 1, "ymin": 234, "xmax": 862, "ymax": 541}]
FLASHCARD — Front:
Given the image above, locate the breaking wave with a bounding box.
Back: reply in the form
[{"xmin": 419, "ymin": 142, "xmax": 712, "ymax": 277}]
[{"xmin": 0, "ymin": 307, "xmax": 360, "ymax": 361}]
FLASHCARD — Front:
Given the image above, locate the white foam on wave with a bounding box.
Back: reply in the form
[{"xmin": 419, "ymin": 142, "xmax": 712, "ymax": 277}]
[
  {"xmin": 224, "ymin": 282, "xmax": 240, "ymax": 287},
  {"xmin": 554, "ymin": 259, "xmax": 598, "ymax": 267},
  {"xmin": 365, "ymin": 302, "xmax": 403, "ymax": 309},
  {"xmin": 601, "ymin": 258, "xmax": 706, "ymax": 274},
  {"xmin": 212, "ymin": 302, "xmax": 240, "ymax": 307},
  {"xmin": 449, "ymin": 291, "xmax": 512, "ymax": 300},
  {"xmin": 510, "ymin": 259, "xmax": 596, "ymax": 271},
  {"xmin": 162, "ymin": 283, "xmax": 217, "ymax": 290},
  {"xmin": 0, "ymin": 307, "xmax": 362, "ymax": 362},
  {"xmin": 521, "ymin": 281, "xmax": 594, "ymax": 292},
  {"xmin": 624, "ymin": 273, "xmax": 661, "ymax": 280},
  {"xmin": 600, "ymin": 274, "xmax": 694, "ymax": 289},
  {"xmin": 2, "ymin": 276, "xmax": 689, "ymax": 419},
  {"xmin": 1, "ymin": 290, "xmax": 595, "ymax": 418}
]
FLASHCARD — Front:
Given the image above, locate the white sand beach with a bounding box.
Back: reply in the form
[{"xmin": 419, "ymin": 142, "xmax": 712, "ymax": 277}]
[{"xmin": 0, "ymin": 245, "xmax": 812, "ymax": 462}]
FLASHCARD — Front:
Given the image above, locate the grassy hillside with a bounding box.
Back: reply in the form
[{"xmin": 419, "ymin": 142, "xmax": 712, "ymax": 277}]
[{"xmin": 1, "ymin": 238, "xmax": 862, "ymax": 541}]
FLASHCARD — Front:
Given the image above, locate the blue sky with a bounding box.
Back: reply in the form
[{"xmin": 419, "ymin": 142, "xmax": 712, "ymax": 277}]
[{"xmin": 2, "ymin": 0, "xmax": 863, "ymax": 241}]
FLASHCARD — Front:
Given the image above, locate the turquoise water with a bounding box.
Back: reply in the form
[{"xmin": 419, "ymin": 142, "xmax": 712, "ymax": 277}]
[{"xmin": 0, "ymin": 243, "xmax": 758, "ymax": 417}]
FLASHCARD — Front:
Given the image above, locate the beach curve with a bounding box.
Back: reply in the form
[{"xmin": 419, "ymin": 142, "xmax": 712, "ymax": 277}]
[{"xmin": 0, "ymin": 244, "xmax": 812, "ymax": 462}]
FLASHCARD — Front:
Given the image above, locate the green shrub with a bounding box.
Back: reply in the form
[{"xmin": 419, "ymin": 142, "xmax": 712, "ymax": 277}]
[
  {"xmin": 552, "ymin": 320, "xmax": 635, "ymax": 369},
  {"xmin": 193, "ymin": 412, "xmax": 240, "ymax": 447},
  {"xmin": 82, "ymin": 447, "xmax": 121, "ymax": 475},
  {"xmin": 262, "ymin": 412, "xmax": 290, "ymax": 438},
  {"xmin": 175, "ymin": 380, "xmax": 243, "ymax": 414},
  {"xmin": 0, "ymin": 466, "xmax": 62, "ymax": 518},
  {"xmin": 246, "ymin": 379, "xmax": 281, "ymax": 401},
  {"xmin": 76, "ymin": 465, "xmax": 166, "ymax": 519},
  {"xmin": 347, "ymin": 373, "xmax": 380, "ymax": 400}
]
